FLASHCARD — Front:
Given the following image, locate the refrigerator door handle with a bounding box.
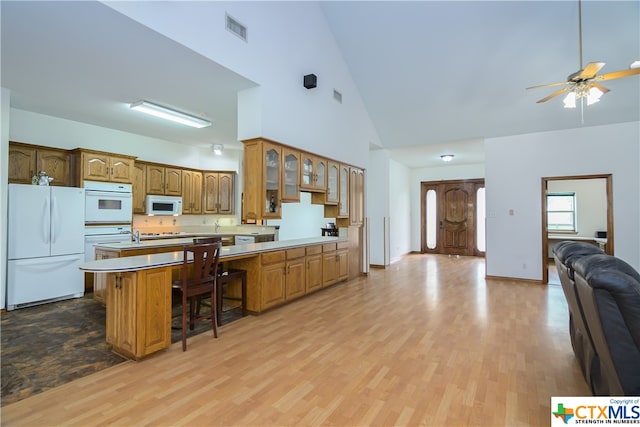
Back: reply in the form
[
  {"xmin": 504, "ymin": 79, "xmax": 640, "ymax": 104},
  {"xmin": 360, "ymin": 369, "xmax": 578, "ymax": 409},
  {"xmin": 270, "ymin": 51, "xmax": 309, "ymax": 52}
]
[
  {"xmin": 42, "ymin": 197, "xmax": 50, "ymax": 244},
  {"xmin": 51, "ymin": 195, "xmax": 58, "ymax": 244}
]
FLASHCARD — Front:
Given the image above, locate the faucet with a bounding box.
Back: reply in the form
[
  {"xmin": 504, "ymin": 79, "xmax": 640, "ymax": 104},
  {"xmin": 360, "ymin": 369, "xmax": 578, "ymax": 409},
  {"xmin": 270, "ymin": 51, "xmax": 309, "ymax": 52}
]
[
  {"xmin": 214, "ymin": 221, "xmax": 220, "ymax": 233},
  {"xmin": 121, "ymin": 229, "xmax": 141, "ymax": 244}
]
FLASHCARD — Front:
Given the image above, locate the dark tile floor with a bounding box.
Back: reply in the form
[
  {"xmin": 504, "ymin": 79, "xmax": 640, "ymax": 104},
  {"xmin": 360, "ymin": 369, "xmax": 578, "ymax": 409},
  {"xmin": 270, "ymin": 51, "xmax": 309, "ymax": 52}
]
[{"xmin": 1, "ymin": 294, "xmax": 240, "ymax": 406}]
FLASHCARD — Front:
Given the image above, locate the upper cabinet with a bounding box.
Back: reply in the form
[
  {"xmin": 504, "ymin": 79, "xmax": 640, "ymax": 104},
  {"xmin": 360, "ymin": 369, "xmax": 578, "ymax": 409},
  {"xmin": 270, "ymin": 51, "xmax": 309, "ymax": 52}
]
[
  {"xmin": 282, "ymin": 148, "xmax": 300, "ymax": 202},
  {"xmin": 132, "ymin": 162, "xmax": 146, "ymax": 214},
  {"xmin": 325, "ymin": 161, "xmax": 339, "ymax": 205},
  {"xmin": 300, "ymin": 153, "xmax": 327, "ymax": 192},
  {"xmin": 146, "ymin": 165, "xmax": 182, "ymax": 196},
  {"xmin": 203, "ymin": 172, "xmax": 235, "ymax": 215},
  {"xmin": 73, "ymin": 149, "xmax": 135, "ymax": 184},
  {"xmin": 242, "ymin": 138, "xmax": 282, "ymax": 221},
  {"xmin": 338, "ymin": 164, "xmax": 350, "ymax": 218},
  {"xmin": 349, "ymin": 167, "xmax": 364, "ymax": 226},
  {"xmin": 9, "ymin": 142, "xmax": 70, "ymax": 186},
  {"xmin": 182, "ymin": 170, "xmax": 202, "ymax": 214}
]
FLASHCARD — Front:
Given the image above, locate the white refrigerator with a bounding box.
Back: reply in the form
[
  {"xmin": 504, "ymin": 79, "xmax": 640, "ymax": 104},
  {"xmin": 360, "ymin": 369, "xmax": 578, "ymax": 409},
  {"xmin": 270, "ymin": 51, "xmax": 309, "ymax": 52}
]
[{"xmin": 7, "ymin": 184, "xmax": 86, "ymax": 310}]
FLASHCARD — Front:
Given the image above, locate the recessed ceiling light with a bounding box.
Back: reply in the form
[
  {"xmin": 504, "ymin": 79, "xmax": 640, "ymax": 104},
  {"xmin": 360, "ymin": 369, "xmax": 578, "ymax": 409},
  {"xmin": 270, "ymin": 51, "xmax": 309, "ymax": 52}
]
[{"xmin": 440, "ymin": 154, "xmax": 454, "ymax": 162}]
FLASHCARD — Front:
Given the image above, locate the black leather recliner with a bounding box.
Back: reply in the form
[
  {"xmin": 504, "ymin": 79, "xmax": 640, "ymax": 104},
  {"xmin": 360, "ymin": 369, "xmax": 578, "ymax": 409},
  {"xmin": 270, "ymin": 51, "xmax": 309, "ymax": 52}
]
[
  {"xmin": 552, "ymin": 242, "xmax": 604, "ymax": 392},
  {"xmin": 572, "ymin": 254, "xmax": 640, "ymax": 396}
]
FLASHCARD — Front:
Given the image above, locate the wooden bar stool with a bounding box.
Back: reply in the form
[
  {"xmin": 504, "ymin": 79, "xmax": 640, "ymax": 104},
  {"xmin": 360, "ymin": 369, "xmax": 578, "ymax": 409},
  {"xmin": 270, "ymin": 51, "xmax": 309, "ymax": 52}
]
[{"xmin": 217, "ymin": 268, "xmax": 247, "ymax": 326}]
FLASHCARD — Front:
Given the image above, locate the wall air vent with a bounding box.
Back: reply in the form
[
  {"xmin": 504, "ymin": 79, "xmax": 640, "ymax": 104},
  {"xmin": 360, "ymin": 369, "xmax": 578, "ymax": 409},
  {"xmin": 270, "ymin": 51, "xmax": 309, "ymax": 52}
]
[
  {"xmin": 333, "ymin": 89, "xmax": 343, "ymax": 104},
  {"xmin": 226, "ymin": 14, "xmax": 247, "ymax": 42}
]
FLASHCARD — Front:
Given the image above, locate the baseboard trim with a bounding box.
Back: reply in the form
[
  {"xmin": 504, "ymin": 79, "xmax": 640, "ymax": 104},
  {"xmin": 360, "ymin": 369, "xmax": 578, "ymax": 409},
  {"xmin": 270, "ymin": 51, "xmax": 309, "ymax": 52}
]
[
  {"xmin": 485, "ymin": 274, "xmax": 543, "ymax": 285},
  {"xmin": 369, "ymin": 264, "xmax": 386, "ymax": 270}
]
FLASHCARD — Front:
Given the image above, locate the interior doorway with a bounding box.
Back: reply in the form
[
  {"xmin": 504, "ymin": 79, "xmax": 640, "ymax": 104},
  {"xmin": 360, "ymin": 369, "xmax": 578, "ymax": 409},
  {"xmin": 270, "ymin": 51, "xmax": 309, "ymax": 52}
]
[
  {"xmin": 420, "ymin": 179, "xmax": 485, "ymax": 256},
  {"xmin": 541, "ymin": 174, "xmax": 614, "ymax": 284}
]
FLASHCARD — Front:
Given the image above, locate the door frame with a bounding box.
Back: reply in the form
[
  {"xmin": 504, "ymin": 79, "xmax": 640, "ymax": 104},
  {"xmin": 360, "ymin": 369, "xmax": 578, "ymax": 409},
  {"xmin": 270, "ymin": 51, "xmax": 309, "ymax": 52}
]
[
  {"xmin": 420, "ymin": 178, "xmax": 485, "ymax": 256},
  {"xmin": 541, "ymin": 174, "xmax": 614, "ymax": 284}
]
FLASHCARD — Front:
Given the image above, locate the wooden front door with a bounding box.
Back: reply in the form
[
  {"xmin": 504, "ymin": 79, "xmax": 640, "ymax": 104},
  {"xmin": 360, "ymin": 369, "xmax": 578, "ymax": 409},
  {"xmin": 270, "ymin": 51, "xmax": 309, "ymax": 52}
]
[{"xmin": 421, "ymin": 179, "xmax": 484, "ymax": 256}]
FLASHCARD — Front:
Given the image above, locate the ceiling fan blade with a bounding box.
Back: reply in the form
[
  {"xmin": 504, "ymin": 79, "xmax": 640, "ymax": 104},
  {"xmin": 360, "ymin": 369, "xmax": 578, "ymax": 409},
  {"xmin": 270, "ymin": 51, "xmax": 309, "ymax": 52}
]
[
  {"xmin": 595, "ymin": 67, "xmax": 640, "ymax": 81},
  {"xmin": 574, "ymin": 62, "xmax": 606, "ymax": 80},
  {"xmin": 591, "ymin": 82, "xmax": 610, "ymax": 94},
  {"xmin": 536, "ymin": 87, "xmax": 571, "ymax": 103},
  {"xmin": 526, "ymin": 81, "xmax": 569, "ymax": 90}
]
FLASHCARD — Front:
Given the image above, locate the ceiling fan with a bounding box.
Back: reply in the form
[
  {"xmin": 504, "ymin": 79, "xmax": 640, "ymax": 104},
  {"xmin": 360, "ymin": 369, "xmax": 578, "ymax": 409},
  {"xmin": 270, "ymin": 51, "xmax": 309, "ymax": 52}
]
[{"xmin": 527, "ymin": 0, "xmax": 640, "ymax": 108}]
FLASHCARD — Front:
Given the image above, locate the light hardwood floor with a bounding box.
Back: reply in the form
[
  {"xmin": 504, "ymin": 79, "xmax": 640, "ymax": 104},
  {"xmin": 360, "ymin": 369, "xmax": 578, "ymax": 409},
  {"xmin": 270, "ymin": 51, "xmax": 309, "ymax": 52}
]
[{"xmin": 2, "ymin": 254, "xmax": 590, "ymax": 426}]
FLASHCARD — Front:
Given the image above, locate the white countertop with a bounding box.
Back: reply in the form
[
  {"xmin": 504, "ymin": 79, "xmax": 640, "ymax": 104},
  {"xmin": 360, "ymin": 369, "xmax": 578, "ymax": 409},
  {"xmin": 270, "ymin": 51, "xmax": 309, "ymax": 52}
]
[{"xmin": 80, "ymin": 236, "xmax": 345, "ymax": 273}]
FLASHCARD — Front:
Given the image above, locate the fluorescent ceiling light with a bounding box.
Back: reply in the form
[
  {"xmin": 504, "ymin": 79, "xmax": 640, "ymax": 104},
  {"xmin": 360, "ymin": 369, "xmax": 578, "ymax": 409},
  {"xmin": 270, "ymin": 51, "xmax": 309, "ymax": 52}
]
[{"xmin": 130, "ymin": 100, "xmax": 211, "ymax": 128}]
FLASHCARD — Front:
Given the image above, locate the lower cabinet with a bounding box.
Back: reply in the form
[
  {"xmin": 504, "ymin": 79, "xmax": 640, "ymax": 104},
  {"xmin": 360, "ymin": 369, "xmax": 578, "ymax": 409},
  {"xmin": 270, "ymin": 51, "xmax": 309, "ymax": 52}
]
[
  {"xmin": 322, "ymin": 242, "xmax": 349, "ymax": 287},
  {"xmin": 285, "ymin": 248, "xmax": 306, "ymax": 301},
  {"xmin": 105, "ymin": 268, "xmax": 172, "ymax": 360},
  {"xmin": 305, "ymin": 246, "xmax": 323, "ymax": 293},
  {"xmin": 261, "ymin": 251, "xmax": 286, "ymax": 310}
]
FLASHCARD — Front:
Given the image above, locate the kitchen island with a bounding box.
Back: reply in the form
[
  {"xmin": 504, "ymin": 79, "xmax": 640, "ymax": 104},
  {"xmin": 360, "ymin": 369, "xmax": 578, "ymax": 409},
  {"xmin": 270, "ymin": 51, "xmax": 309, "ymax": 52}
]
[{"xmin": 81, "ymin": 236, "xmax": 349, "ymax": 359}]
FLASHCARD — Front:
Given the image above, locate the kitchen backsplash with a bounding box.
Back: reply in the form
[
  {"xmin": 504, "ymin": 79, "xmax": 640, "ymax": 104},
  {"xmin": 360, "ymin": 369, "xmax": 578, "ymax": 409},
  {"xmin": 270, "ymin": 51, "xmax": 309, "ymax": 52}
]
[{"xmin": 131, "ymin": 214, "xmax": 277, "ymax": 235}]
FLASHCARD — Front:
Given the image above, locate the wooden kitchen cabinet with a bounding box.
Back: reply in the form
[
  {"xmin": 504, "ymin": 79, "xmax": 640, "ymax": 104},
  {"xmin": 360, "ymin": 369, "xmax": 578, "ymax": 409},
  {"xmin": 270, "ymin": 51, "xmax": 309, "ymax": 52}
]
[
  {"xmin": 242, "ymin": 138, "xmax": 282, "ymax": 221},
  {"xmin": 105, "ymin": 268, "xmax": 172, "ymax": 360},
  {"xmin": 350, "ymin": 167, "xmax": 364, "ymax": 226},
  {"xmin": 338, "ymin": 164, "xmax": 350, "ymax": 219},
  {"xmin": 305, "ymin": 245, "xmax": 323, "ymax": 294},
  {"xmin": 203, "ymin": 172, "xmax": 235, "ymax": 214},
  {"xmin": 260, "ymin": 251, "xmax": 286, "ymax": 310},
  {"xmin": 300, "ymin": 153, "xmax": 327, "ymax": 192},
  {"xmin": 282, "ymin": 148, "xmax": 300, "ymax": 202},
  {"xmin": 74, "ymin": 149, "xmax": 135, "ymax": 184},
  {"xmin": 285, "ymin": 248, "xmax": 306, "ymax": 301},
  {"xmin": 325, "ymin": 161, "xmax": 339, "ymax": 204},
  {"xmin": 322, "ymin": 242, "xmax": 349, "ymax": 287},
  {"xmin": 146, "ymin": 164, "xmax": 182, "ymax": 196},
  {"xmin": 132, "ymin": 162, "xmax": 146, "ymax": 214},
  {"xmin": 181, "ymin": 169, "xmax": 202, "ymax": 214},
  {"xmin": 9, "ymin": 142, "xmax": 70, "ymax": 186}
]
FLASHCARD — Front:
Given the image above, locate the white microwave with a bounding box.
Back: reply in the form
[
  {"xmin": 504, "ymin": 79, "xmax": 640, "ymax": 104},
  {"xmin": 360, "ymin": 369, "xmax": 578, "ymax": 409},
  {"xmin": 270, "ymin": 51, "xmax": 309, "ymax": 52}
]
[{"xmin": 146, "ymin": 195, "xmax": 182, "ymax": 216}]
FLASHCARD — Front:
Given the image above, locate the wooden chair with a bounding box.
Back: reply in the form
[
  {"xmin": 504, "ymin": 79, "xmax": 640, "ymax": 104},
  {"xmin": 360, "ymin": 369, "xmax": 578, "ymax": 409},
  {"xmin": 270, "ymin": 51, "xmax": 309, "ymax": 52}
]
[{"xmin": 173, "ymin": 241, "xmax": 221, "ymax": 351}]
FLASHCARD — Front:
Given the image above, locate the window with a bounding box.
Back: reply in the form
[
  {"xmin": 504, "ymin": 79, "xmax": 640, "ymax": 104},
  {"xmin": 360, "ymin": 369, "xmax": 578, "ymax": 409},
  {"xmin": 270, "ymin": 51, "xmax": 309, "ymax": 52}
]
[{"xmin": 547, "ymin": 193, "xmax": 576, "ymax": 232}]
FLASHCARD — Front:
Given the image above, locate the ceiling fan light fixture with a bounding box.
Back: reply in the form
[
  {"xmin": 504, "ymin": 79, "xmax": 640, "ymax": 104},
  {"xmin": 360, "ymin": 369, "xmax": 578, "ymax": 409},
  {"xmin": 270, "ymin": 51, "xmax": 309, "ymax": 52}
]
[
  {"xmin": 586, "ymin": 86, "xmax": 604, "ymax": 106},
  {"xmin": 631, "ymin": 61, "xmax": 640, "ymax": 69},
  {"xmin": 440, "ymin": 154, "xmax": 454, "ymax": 162},
  {"xmin": 130, "ymin": 100, "xmax": 211, "ymax": 128},
  {"xmin": 563, "ymin": 92, "xmax": 577, "ymax": 109}
]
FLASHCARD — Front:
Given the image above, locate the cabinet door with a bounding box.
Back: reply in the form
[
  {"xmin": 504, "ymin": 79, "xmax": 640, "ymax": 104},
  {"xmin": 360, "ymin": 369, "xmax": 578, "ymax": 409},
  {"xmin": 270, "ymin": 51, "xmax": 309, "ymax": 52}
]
[
  {"xmin": 145, "ymin": 165, "xmax": 165, "ymax": 195},
  {"xmin": 109, "ymin": 156, "xmax": 134, "ymax": 183},
  {"xmin": 190, "ymin": 171, "xmax": 203, "ymax": 214},
  {"xmin": 132, "ymin": 163, "xmax": 146, "ymax": 214},
  {"xmin": 306, "ymin": 254, "xmax": 323, "ymax": 293},
  {"xmin": 337, "ymin": 249, "xmax": 349, "ymax": 281},
  {"xmin": 285, "ymin": 258, "xmax": 306, "ymax": 301},
  {"xmin": 322, "ymin": 252, "xmax": 338, "ymax": 287},
  {"xmin": 300, "ymin": 154, "xmax": 314, "ymax": 190},
  {"xmin": 8, "ymin": 145, "xmax": 36, "ymax": 184},
  {"xmin": 314, "ymin": 157, "xmax": 327, "ymax": 191},
  {"xmin": 137, "ymin": 269, "xmax": 172, "ymax": 356},
  {"xmin": 338, "ymin": 165, "xmax": 350, "ymax": 218},
  {"xmin": 82, "ymin": 152, "xmax": 110, "ymax": 182},
  {"xmin": 350, "ymin": 168, "xmax": 364, "ymax": 225},
  {"xmin": 203, "ymin": 172, "xmax": 219, "ymax": 213},
  {"xmin": 326, "ymin": 161, "xmax": 339, "ymax": 205},
  {"xmin": 218, "ymin": 173, "xmax": 234, "ymax": 214},
  {"xmin": 37, "ymin": 149, "xmax": 70, "ymax": 186},
  {"xmin": 106, "ymin": 273, "xmax": 137, "ymax": 358},
  {"xmin": 263, "ymin": 143, "xmax": 281, "ymax": 218},
  {"xmin": 165, "ymin": 168, "xmax": 182, "ymax": 196},
  {"xmin": 282, "ymin": 148, "xmax": 300, "ymax": 202},
  {"xmin": 261, "ymin": 262, "xmax": 285, "ymax": 309}
]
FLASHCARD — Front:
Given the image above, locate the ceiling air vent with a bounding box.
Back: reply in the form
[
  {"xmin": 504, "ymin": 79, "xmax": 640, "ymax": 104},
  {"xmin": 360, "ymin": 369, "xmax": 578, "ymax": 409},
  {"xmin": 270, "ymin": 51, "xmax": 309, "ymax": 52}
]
[
  {"xmin": 226, "ymin": 14, "xmax": 247, "ymax": 42},
  {"xmin": 333, "ymin": 89, "xmax": 343, "ymax": 104}
]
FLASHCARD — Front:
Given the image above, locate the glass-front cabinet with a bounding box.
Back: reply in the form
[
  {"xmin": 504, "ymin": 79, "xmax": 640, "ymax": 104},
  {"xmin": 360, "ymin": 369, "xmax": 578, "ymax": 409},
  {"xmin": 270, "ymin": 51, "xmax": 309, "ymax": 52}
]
[
  {"xmin": 282, "ymin": 148, "xmax": 300, "ymax": 202},
  {"xmin": 338, "ymin": 164, "xmax": 350, "ymax": 218},
  {"xmin": 300, "ymin": 153, "xmax": 327, "ymax": 192},
  {"xmin": 326, "ymin": 161, "xmax": 339, "ymax": 205},
  {"xmin": 263, "ymin": 143, "xmax": 281, "ymax": 218}
]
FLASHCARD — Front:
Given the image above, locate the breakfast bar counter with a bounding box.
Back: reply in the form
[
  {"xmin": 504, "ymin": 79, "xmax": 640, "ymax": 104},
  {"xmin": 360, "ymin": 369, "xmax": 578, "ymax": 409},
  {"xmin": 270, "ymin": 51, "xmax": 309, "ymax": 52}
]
[{"xmin": 80, "ymin": 236, "xmax": 349, "ymax": 360}]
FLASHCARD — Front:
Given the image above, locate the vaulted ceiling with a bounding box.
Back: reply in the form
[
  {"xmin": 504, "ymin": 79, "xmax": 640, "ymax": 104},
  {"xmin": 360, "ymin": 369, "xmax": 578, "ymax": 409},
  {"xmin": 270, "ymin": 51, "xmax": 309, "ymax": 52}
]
[{"xmin": 2, "ymin": 1, "xmax": 639, "ymax": 168}]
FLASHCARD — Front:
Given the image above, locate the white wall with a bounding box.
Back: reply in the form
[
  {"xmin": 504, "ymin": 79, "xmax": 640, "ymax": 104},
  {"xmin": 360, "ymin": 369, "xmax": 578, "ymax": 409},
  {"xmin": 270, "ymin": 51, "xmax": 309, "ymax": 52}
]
[
  {"xmin": 105, "ymin": 1, "xmax": 377, "ymax": 169},
  {"xmin": 266, "ymin": 192, "xmax": 335, "ymax": 241},
  {"xmin": 409, "ymin": 163, "xmax": 486, "ymax": 251},
  {"xmin": 548, "ymin": 178, "xmax": 607, "ymax": 237},
  {"xmin": 368, "ymin": 149, "xmax": 390, "ymax": 266},
  {"xmin": 1, "ymin": 88, "xmax": 10, "ymax": 310},
  {"xmin": 485, "ymin": 121, "xmax": 640, "ymax": 279},
  {"xmin": 389, "ymin": 158, "xmax": 411, "ymax": 263}
]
